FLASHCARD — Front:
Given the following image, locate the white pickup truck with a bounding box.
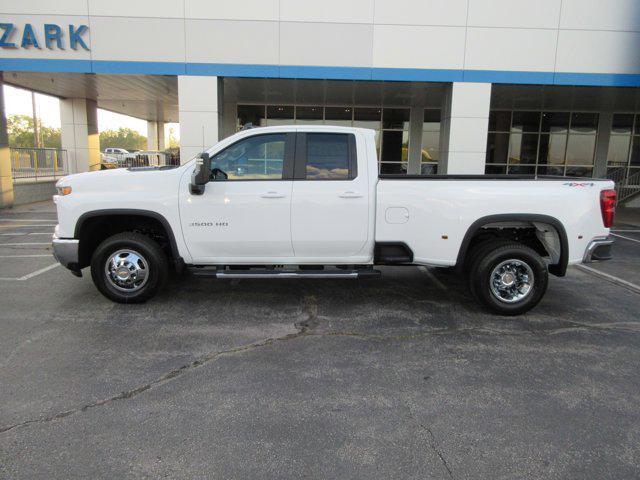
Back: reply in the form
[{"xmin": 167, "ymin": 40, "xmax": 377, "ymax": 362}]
[{"xmin": 52, "ymin": 126, "xmax": 616, "ymax": 315}]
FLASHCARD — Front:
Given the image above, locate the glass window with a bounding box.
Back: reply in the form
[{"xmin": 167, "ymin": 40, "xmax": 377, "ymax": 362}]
[
  {"xmin": 237, "ymin": 105, "xmax": 266, "ymax": 130},
  {"xmin": 538, "ymin": 134, "xmax": 567, "ymax": 165},
  {"xmin": 509, "ymin": 133, "xmax": 538, "ymax": 164},
  {"xmin": 565, "ymin": 166, "xmax": 593, "ymax": 177},
  {"xmin": 421, "ymin": 131, "xmax": 440, "ymax": 162},
  {"xmin": 486, "ymin": 132, "xmax": 510, "ymax": 164},
  {"xmin": 485, "ymin": 165, "xmax": 507, "ymax": 174},
  {"xmin": 612, "ymin": 113, "xmax": 634, "ymax": 134},
  {"xmin": 508, "ymin": 165, "xmax": 536, "ymax": 175},
  {"xmin": 325, "ymin": 107, "xmax": 352, "ymax": 126},
  {"xmin": 565, "ymin": 134, "xmax": 596, "ymax": 165},
  {"xmin": 305, "ymin": 133, "xmax": 351, "ymax": 180},
  {"xmin": 630, "ymin": 138, "xmax": 640, "ymax": 166},
  {"xmin": 570, "ymin": 113, "xmax": 598, "ymax": 134},
  {"xmin": 296, "ymin": 106, "xmax": 323, "ymax": 123},
  {"xmin": 266, "ymin": 105, "xmax": 294, "ymax": 126},
  {"xmin": 541, "ymin": 112, "xmax": 569, "ymax": 133},
  {"xmin": 382, "ymin": 108, "xmax": 410, "ymax": 129},
  {"xmin": 607, "ymin": 135, "xmax": 631, "ymax": 164},
  {"xmin": 489, "ymin": 111, "xmax": 511, "ymax": 132},
  {"xmin": 380, "ymin": 162, "xmax": 408, "ymax": 174},
  {"xmin": 423, "ymin": 109, "xmax": 441, "ymax": 131},
  {"xmin": 353, "ymin": 107, "xmax": 381, "ymax": 129},
  {"xmin": 537, "ymin": 166, "xmax": 564, "ymax": 176},
  {"xmin": 511, "ymin": 112, "xmax": 540, "ymax": 133},
  {"xmin": 211, "ymin": 134, "xmax": 285, "ymax": 180}
]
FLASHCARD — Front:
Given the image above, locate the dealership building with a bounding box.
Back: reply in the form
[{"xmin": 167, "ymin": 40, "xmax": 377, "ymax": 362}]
[{"xmin": 2, "ymin": 0, "xmax": 640, "ymax": 206}]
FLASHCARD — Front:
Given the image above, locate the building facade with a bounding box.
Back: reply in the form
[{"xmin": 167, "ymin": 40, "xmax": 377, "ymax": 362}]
[{"xmin": 2, "ymin": 0, "xmax": 640, "ymax": 206}]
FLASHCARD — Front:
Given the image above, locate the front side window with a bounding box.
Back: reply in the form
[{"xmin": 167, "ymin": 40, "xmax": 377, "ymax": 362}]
[
  {"xmin": 211, "ymin": 134, "xmax": 286, "ymax": 180},
  {"xmin": 305, "ymin": 133, "xmax": 351, "ymax": 180}
]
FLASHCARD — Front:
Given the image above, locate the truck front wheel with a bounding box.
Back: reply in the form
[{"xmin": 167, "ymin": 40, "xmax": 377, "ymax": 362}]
[
  {"xmin": 469, "ymin": 241, "xmax": 548, "ymax": 316},
  {"xmin": 90, "ymin": 232, "xmax": 168, "ymax": 303}
]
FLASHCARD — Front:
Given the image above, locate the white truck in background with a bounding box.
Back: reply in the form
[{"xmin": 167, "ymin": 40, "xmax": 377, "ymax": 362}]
[{"xmin": 52, "ymin": 126, "xmax": 616, "ymax": 315}]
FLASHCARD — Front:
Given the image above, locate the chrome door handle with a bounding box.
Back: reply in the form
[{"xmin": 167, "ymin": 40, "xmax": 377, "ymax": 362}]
[
  {"xmin": 339, "ymin": 191, "xmax": 363, "ymax": 198},
  {"xmin": 261, "ymin": 191, "xmax": 286, "ymax": 198}
]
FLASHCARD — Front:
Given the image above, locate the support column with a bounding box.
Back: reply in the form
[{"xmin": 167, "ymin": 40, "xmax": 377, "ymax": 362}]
[
  {"xmin": 60, "ymin": 98, "xmax": 100, "ymax": 173},
  {"xmin": 440, "ymin": 82, "xmax": 491, "ymax": 174},
  {"xmin": 594, "ymin": 111, "xmax": 612, "ymax": 178},
  {"xmin": 146, "ymin": 120, "xmax": 158, "ymax": 150},
  {"xmin": 157, "ymin": 122, "xmax": 165, "ymax": 150},
  {"xmin": 178, "ymin": 76, "xmax": 219, "ymax": 163},
  {"xmin": 407, "ymin": 103, "xmax": 425, "ymax": 175},
  {"xmin": 0, "ymin": 75, "xmax": 14, "ymax": 207}
]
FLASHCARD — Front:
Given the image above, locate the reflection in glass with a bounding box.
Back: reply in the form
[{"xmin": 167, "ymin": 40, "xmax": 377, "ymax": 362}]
[
  {"xmin": 325, "ymin": 106, "xmax": 352, "ymax": 126},
  {"xmin": 511, "ymin": 112, "xmax": 540, "ymax": 133},
  {"xmin": 266, "ymin": 105, "xmax": 294, "ymax": 126},
  {"xmin": 353, "ymin": 107, "xmax": 381, "ymax": 130},
  {"xmin": 211, "ymin": 133, "xmax": 285, "ymax": 180},
  {"xmin": 538, "ymin": 134, "xmax": 567, "ymax": 165},
  {"xmin": 423, "ymin": 109, "xmax": 441, "ymax": 131},
  {"xmin": 509, "ymin": 133, "xmax": 538, "ymax": 164},
  {"xmin": 485, "ymin": 164, "xmax": 507, "ymax": 174},
  {"xmin": 630, "ymin": 137, "xmax": 640, "ymax": 166},
  {"xmin": 489, "ymin": 111, "xmax": 511, "ymax": 132},
  {"xmin": 305, "ymin": 133, "xmax": 350, "ymax": 179},
  {"xmin": 296, "ymin": 106, "xmax": 323, "ymax": 124},
  {"xmin": 486, "ymin": 132, "xmax": 509, "ymax": 164},
  {"xmin": 607, "ymin": 135, "xmax": 631, "ymax": 164},
  {"xmin": 565, "ymin": 166, "xmax": 593, "ymax": 177},
  {"xmin": 541, "ymin": 112, "xmax": 569, "ymax": 133},
  {"xmin": 382, "ymin": 108, "xmax": 410, "ymax": 130},
  {"xmin": 612, "ymin": 113, "xmax": 634, "ymax": 134},
  {"xmin": 420, "ymin": 163, "xmax": 438, "ymax": 175},
  {"xmin": 537, "ymin": 166, "xmax": 564, "ymax": 176},
  {"xmin": 508, "ymin": 165, "xmax": 536, "ymax": 175},
  {"xmin": 421, "ymin": 131, "xmax": 440, "ymax": 162},
  {"xmin": 380, "ymin": 162, "xmax": 408, "ymax": 174},
  {"xmin": 570, "ymin": 112, "xmax": 598, "ymax": 134},
  {"xmin": 237, "ymin": 105, "xmax": 266, "ymax": 129},
  {"xmin": 566, "ymin": 134, "xmax": 596, "ymax": 165}
]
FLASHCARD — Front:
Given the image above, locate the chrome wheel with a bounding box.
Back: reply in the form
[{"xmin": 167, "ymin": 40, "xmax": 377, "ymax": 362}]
[
  {"xmin": 104, "ymin": 249, "xmax": 149, "ymax": 292},
  {"xmin": 489, "ymin": 259, "xmax": 534, "ymax": 304}
]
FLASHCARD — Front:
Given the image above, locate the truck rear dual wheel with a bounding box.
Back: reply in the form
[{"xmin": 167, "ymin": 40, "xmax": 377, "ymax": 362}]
[
  {"xmin": 90, "ymin": 232, "xmax": 168, "ymax": 303},
  {"xmin": 468, "ymin": 240, "xmax": 548, "ymax": 316}
]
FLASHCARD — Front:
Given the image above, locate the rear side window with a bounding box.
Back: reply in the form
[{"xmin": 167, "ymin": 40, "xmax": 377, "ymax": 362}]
[{"xmin": 304, "ymin": 133, "xmax": 355, "ymax": 180}]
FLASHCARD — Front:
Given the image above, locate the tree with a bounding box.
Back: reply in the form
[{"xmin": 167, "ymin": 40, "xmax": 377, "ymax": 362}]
[
  {"xmin": 7, "ymin": 114, "xmax": 61, "ymax": 148},
  {"xmin": 99, "ymin": 128, "xmax": 147, "ymax": 151},
  {"xmin": 167, "ymin": 126, "xmax": 179, "ymax": 149}
]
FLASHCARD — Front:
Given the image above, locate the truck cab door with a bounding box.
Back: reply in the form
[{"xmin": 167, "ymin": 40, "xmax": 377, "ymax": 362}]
[
  {"xmin": 290, "ymin": 131, "xmax": 371, "ymax": 262},
  {"xmin": 179, "ymin": 132, "xmax": 296, "ymax": 263}
]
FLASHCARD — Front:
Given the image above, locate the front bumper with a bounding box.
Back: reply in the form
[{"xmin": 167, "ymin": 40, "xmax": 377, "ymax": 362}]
[
  {"xmin": 52, "ymin": 233, "xmax": 80, "ymax": 273},
  {"xmin": 582, "ymin": 236, "xmax": 614, "ymax": 263}
]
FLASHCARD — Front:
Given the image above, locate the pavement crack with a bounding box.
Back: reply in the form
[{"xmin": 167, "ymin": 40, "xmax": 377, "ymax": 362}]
[
  {"xmin": 420, "ymin": 423, "xmax": 455, "ymax": 479},
  {"xmin": 0, "ymin": 294, "xmax": 320, "ymax": 436}
]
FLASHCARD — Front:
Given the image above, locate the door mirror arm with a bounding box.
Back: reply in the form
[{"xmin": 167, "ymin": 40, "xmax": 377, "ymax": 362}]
[{"xmin": 190, "ymin": 152, "xmax": 211, "ymax": 195}]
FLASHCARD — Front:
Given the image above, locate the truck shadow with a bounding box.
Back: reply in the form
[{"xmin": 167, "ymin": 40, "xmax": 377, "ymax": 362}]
[{"xmin": 153, "ymin": 265, "xmax": 629, "ymax": 338}]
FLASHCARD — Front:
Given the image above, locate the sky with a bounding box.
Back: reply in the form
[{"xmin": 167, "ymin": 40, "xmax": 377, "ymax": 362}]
[{"xmin": 2, "ymin": 84, "xmax": 178, "ymax": 140}]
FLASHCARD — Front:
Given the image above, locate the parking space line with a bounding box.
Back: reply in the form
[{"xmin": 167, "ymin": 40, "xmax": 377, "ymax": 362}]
[
  {"xmin": 0, "ymin": 263, "xmax": 59, "ymax": 281},
  {"xmin": 612, "ymin": 229, "xmax": 640, "ymax": 233},
  {"xmin": 0, "ymin": 254, "xmax": 52, "ymax": 258},
  {"xmin": 0, "ymin": 242, "xmax": 50, "ymax": 246},
  {"xmin": 576, "ymin": 264, "xmax": 640, "ymax": 295},
  {"xmin": 611, "ymin": 233, "xmax": 640, "ymax": 244},
  {"xmin": 418, "ymin": 266, "xmax": 448, "ymax": 291},
  {"xmin": 0, "ymin": 232, "xmax": 52, "ymax": 236},
  {"xmin": 0, "ymin": 218, "xmax": 56, "ymax": 222}
]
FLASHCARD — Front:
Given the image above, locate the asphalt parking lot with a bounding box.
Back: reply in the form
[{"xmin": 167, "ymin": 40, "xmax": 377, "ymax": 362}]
[{"xmin": 0, "ymin": 201, "xmax": 639, "ymax": 479}]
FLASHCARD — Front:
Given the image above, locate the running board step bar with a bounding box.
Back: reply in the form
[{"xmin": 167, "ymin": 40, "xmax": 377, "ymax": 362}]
[{"xmin": 189, "ymin": 269, "xmax": 381, "ymax": 279}]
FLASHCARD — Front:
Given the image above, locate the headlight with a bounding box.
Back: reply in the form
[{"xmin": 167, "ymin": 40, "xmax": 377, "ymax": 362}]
[{"xmin": 56, "ymin": 186, "xmax": 72, "ymax": 196}]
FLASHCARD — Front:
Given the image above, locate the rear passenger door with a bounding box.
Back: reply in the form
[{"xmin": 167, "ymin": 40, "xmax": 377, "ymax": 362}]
[{"xmin": 290, "ymin": 131, "xmax": 369, "ymax": 261}]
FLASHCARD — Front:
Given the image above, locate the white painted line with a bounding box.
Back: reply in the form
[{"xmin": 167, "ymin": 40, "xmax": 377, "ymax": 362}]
[
  {"xmin": 0, "ymin": 218, "xmax": 56, "ymax": 222},
  {"xmin": 612, "ymin": 229, "xmax": 640, "ymax": 233},
  {"xmin": 0, "ymin": 263, "xmax": 59, "ymax": 281},
  {"xmin": 0, "ymin": 242, "xmax": 50, "ymax": 246},
  {"xmin": 611, "ymin": 233, "xmax": 640, "ymax": 244},
  {"xmin": 418, "ymin": 266, "xmax": 448, "ymax": 291},
  {"xmin": 0, "ymin": 254, "xmax": 52, "ymax": 258},
  {"xmin": 0, "ymin": 232, "xmax": 52, "ymax": 236},
  {"xmin": 576, "ymin": 264, "xmax": 640, "ymax": 295},
  {"xmin": 0, "ymin": 224, "xmax": 56, "ymax": 228}
]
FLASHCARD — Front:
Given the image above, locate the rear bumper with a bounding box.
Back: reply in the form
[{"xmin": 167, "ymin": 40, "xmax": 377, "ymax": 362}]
[
  {"xmin": 52, "ymin": 233, "xmax": 80, "ymax": 272},
  {"xmin": 582, "ymin": 236, "xmax": 614, "ymax": 263}
]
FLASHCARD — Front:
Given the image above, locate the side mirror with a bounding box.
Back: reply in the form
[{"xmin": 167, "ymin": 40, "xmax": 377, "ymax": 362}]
[{"xmin": 189, "ymin": 152, "xmax": 211, "ymax": 195}]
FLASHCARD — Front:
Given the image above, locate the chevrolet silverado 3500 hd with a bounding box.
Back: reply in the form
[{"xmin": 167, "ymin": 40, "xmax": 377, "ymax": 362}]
[{"xmin": 52, "ymin": 126, "xmax": 616, "ymax": 315}]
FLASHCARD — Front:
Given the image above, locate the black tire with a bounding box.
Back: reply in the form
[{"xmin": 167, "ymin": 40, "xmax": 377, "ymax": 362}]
[
  {"xmin": 90, "ymin": 232, "xmax": 168, "ymax": 303},
  {"xmin": 468, "ymin": 240, "xmax": 548, "ymax": 316}
]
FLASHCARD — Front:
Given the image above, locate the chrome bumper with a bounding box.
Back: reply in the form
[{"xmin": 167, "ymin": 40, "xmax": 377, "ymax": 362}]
[
  {"xmin": 52, "ymin": 233, "xmax": 80, "ymax": 271},
  {"xmin": 582, "ymin": 236, "xmax": 614, "ymax": 263}
]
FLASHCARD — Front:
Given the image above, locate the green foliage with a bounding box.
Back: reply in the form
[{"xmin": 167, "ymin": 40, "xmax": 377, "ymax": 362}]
[
  {"xmin": 167, "ymin": 126, "xmax": 180, "ymax": 149},
  {"xmin": 7, "ymin": 114, "xmax": 61, "ymax": 148},
  {"xmin": 99, "ymin": 128, "xmax": 147, "ymax": 151}
]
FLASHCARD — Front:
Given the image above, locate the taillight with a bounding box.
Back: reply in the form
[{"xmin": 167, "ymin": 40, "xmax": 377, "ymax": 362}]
[{"xmin": 600, "ymin": 189, "xmax": 616, "ymax": 228}]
